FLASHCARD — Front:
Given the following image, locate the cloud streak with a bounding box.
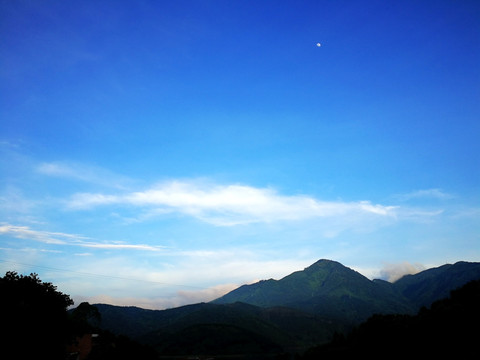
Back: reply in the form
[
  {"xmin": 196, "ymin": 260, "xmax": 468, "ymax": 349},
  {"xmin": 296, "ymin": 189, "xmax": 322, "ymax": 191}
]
[
  {"xmin": 37, "ymin": 161, "xmax": 132, "ymax": 189},
  {"xmin": 394, "ymin": 188, "xmax": 454, "ymax": 201},
  {"xmin": 0, "ymin": 223, "xmax": 164, "ymax": 251},
  {"xmin": 67, "ymin": 180, "xmax": 398, "ymax": 227},
  {"xmin": 0, "ymin": 224, "xmax": 86, "ymax": 245}
]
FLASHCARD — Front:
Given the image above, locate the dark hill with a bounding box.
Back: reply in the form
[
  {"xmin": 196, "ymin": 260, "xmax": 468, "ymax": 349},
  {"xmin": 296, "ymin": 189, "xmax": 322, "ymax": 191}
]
[
  {"xmin": 150, "ymin": 323, "xmax": 282, "ymax": 356},
  {"xmin": 94, "ymin": 301, "xmax": 342, "ymax": 354},
  {"xmin": 93, "ymin": 302, "xmax": 211, "ymax": 339},
  {"xmin": 301, "ymin": 279, "xmax": 480, "ymax": 358}
]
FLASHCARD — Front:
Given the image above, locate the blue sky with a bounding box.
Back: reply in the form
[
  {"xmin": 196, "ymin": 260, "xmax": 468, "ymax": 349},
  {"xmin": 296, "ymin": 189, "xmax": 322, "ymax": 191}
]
[{"xmin": 1, "ymin": 0, "xmax": 479, "ymax": 309}]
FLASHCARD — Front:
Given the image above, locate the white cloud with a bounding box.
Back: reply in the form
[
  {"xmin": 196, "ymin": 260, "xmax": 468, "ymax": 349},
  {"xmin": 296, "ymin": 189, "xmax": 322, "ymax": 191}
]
[
  {"xmin": 75, "ymin": 241, "xmax": 165, "ymax": 251},
  {"xmin": 393, "ymin": 207, "xmax": 444, "ymax": 223},
  {"xmin": 0, "ymin": 223, "xmax": 164, "ymax": 251},
  {"xmin": 394, "ymin": 188, "xmax": 454, "ymax": 201},
  {"xmin": 0, "ymin": 223, "xmax": 84, "ymax": 245},
  {"xmin": 67, "ymin": 180, "xmax": 398, "ymax": 228},
  {"xmin": 37, "ymin": 162, "xmax": 84, "ymax": 179},
  {"xmin": 36, "ymin": 161, "xmax": 132, "ymax": 189},
  {"xmin": 379, "ymin": 261, "xmax": 426, "ymax": 282}
]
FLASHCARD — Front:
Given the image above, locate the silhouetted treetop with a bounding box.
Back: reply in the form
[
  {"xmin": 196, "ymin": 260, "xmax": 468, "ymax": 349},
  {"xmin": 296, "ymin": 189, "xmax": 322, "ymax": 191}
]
[{"xmin": 0, "ymin": 271, "xmax": 73, "ymax": 359}]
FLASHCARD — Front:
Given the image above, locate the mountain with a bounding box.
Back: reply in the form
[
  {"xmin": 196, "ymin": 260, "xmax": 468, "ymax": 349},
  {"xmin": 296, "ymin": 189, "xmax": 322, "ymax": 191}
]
[
  {"xmin": 213, "ymin": 259, "xmax": 414, "ymax": 324},
  {"xmin": 89, "ymin": 259, "xmax": 480, "ymax": 356},
  {"xmin": 392, "ymin": 261, "xmax": 480, "ymax": 308},
  {"xmin": 213, "ymin": 259, "xmax": 480, "ymax": 324}
]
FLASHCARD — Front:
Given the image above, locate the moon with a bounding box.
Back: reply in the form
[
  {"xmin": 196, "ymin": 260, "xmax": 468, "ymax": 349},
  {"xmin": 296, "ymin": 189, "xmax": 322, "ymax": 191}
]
[{"xmin": 316, "ymin": 43, "xmax": 321, "ymax": 47}]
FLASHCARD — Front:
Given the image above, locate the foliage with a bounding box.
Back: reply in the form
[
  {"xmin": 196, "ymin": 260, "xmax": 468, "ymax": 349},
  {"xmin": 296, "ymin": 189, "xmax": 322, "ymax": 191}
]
[
  {"xmin": 152, "ymin": 323, "xmax": 282, "ymax": 356},
  {"xmin": 0, "ymin": 271, "xmax": 158, "ymax": 360},
  {"xmin": 69, "ymin": 301, "xmax": 102, "ymax": 335},
  {"xmin": 86, "ymin": 331, "xmax": 158, "ymax": 360},
  {"xmin": 96, "ymin": 301, "xmax": 340, "ymax": 354},
  {"xmin": 0, "ymin": 271, "xmax": 73, "ymax": 359}
]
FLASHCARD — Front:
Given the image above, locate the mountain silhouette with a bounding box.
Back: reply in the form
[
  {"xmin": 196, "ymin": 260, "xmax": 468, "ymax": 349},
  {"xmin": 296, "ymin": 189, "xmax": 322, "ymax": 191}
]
[{"xmin": 94, "ymin": 301, "xmax": 341, "ymax": 354}]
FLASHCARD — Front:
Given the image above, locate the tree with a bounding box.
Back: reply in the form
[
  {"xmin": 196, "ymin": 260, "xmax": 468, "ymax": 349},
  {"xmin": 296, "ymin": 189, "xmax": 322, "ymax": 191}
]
[
  {"xmin": 0, "ymin": 271, "xmax": 74, "ymax": 359},
  {"xmin": 70, "ymin": 301, "xmax": 102, "ymax": 333}
]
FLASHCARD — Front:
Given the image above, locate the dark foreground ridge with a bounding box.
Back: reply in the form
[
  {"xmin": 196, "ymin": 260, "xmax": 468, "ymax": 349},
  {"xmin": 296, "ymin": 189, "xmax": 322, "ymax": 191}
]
[
  {"xmin": 2, "ymin": 259, "xmax": 480, "ymax": 359},
  {"xmin": 300, "ymin": 279, "xmax": 480, "ymax": 358}
]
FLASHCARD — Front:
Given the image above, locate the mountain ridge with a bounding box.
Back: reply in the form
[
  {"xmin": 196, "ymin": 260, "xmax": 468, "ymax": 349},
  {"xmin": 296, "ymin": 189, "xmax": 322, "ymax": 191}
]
[
  {"xmin": 212, "ymin": 259, "xmax": 415, "ymax": 323},
  {"xmin": 392, "ymin": 260, "xmax": 480, "ymax": 308},
  {"xmin": 89, "ymin": 259, "xmax": 480, "ymax": 355}
]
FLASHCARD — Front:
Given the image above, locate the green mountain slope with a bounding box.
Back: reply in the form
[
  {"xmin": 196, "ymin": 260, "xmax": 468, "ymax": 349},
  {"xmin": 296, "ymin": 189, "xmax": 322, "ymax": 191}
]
[
  {"xmin": 213, "ymin": 259, "xmax": 414, "ymax": 323},
  {"xmin": 392, "ymin": 261, "xmax": 480, "ymax": 308}
]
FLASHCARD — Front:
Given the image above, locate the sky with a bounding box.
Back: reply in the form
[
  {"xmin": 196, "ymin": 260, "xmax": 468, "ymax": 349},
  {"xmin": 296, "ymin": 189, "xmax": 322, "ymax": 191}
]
[{"xmin": 1, "ymin": 0, "xmax": 479, "ymax": 309}]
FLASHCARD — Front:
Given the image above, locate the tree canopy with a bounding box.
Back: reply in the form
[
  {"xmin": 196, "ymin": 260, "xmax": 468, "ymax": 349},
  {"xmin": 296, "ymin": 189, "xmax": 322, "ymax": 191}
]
[{"xmin": 0, "ymin": 271, "xmax": 73, "ymax": 359}]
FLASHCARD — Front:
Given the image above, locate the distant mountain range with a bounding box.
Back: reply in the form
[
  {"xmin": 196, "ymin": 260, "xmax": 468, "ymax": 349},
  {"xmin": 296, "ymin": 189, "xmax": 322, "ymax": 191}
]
[
  {"xmin": 213, "ymin": 259, "xmax": 480, "ymax": 322},
  {"xmin": 91, "ymin": 259, "xmax": 480, "ymax": 356}
]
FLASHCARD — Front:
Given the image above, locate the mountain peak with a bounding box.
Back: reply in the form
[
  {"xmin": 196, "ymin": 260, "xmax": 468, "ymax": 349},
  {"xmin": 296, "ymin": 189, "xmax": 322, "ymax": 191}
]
[
  {"xmin": 213, "ymin": 258, "xmax": 411, "ymax": 321},
  {"xmin": 309, "ymin": 258, "xmax": 338, "ymax": 266},
  {"xmin": 305, "ymin": 259, "xmax": 344, "ymax": 270}
]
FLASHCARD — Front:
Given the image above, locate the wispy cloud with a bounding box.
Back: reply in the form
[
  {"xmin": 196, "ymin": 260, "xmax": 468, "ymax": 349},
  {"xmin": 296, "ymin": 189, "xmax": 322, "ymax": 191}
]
[
  {"xmin": 0, "ymin": 223, "xmax": 164, "ymax": 251},
  {"xmin": 0, "ymin": 224, "xmax": 86, "ymax": 245},
  {"xmin": 77, "ymin": 241, "xmax": 165, "ymax": 251},
  {"xmin": 0, "ymin": 187, "xmax": 35, "ymax": 212},
  {"xmin": 67, "ymin": 180, "xmax": 398, "ymax": 227},
  {"xmin": 36, "ymin": 161, "xmax": 133, "ymax": 189},
  {"xmin": 394, "ymin": 188, "xmax": 454, "ymax": 202}
]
